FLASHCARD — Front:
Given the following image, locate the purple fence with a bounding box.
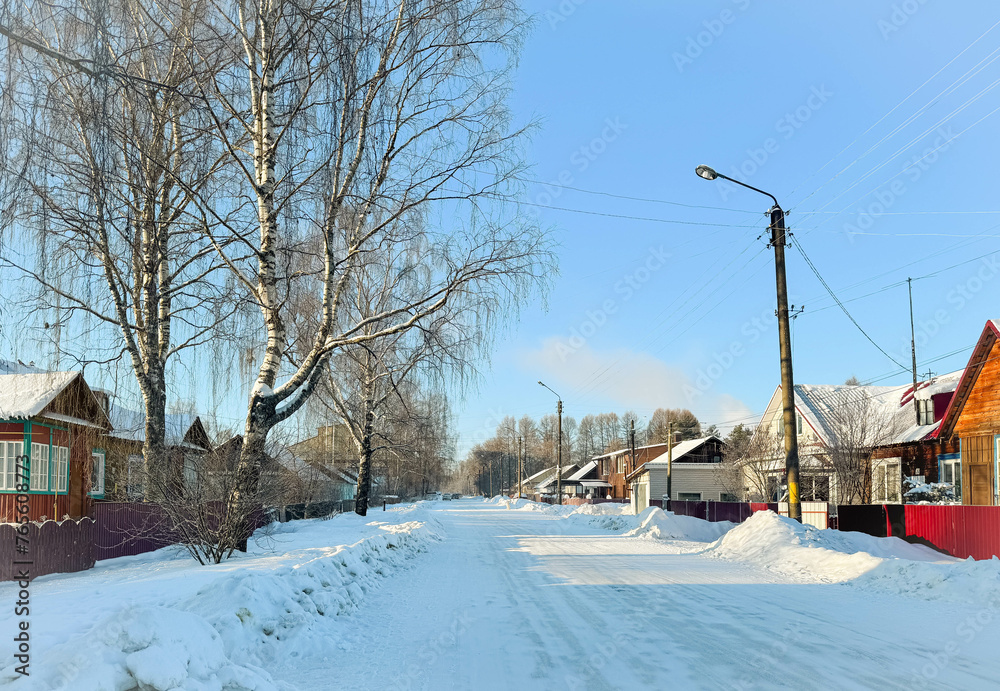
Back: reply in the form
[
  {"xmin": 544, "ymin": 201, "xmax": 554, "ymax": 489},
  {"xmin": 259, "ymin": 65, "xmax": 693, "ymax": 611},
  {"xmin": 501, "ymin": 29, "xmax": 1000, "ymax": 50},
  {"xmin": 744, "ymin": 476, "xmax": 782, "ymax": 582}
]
[
  {"xmin": 0, "ymin": 519, "xmax": 95, "ymax": 581},
  {"xmin": 92, "ymin": 502, "xmax": 182, "ymax": 561},
  {"xmin": 669, "ymin": 500, "xmax": 778, "ymax": 523}
]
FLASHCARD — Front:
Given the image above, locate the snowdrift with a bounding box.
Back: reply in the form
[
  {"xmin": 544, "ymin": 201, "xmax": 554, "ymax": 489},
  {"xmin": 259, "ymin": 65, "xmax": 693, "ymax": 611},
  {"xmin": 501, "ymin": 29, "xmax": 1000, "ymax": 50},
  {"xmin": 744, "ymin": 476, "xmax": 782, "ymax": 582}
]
[
  {"xmin": 703, "ymin": 510, "xmax": 960, "ymax": 584},
  {"xmin": 1, "ymin": 509, "xmax": 441, "ymax": 691},
  {"xmin": 623, "ymin": 506, "xmax": 734, "ymax": 542}
]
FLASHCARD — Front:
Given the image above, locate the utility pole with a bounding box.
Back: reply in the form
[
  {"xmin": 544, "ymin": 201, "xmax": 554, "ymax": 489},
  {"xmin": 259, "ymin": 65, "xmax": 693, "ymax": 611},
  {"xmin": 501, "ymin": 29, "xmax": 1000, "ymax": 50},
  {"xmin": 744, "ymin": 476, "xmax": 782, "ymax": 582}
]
[
  {"xmin": 538, "ymin": 381, "xmax": 564, "ymax": 505},
  {"xmin": 666, "ymin": 422, "xmax": 673, "ymax": 511},
  {"xmin": 517, "ymin": 436, "xmax": 523, "ymax": 498},
  {"xmin": 696, "ymin": 165, "xmax": 801, "ymax": 522},
  {"xmin": 909, "ymin": 277, "xmax": 920, "ymax": 425},
  {"xmin": 629, "ymin": 419, "xmax": 636, "ymax": 498},
  {"xmin": 556, "ymin": 400, "xmax": 563, "ymax": 505},
  {"xmin": 771, "ymin": 206, "xmax": 802, "ymax": 522}
]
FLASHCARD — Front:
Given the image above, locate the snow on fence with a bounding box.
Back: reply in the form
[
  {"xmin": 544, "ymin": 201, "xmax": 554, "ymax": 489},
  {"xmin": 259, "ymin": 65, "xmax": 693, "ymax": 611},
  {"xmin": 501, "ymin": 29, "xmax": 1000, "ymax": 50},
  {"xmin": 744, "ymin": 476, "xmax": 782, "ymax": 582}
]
[{"xmin": 0, "ymin": 518, "xmax": 95, "ymax": 581}]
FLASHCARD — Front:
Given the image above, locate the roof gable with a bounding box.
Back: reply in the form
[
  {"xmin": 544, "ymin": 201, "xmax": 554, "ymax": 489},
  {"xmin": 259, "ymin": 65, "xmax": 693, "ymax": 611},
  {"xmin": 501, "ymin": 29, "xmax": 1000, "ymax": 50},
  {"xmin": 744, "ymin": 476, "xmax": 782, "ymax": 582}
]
[
  {"xmin": 0, "ymin": 370, "xmax": 110, "ymax": 428},
  {"xmin": 938, "ymin": 320, "xmax": 1000, "ymax": 439}
]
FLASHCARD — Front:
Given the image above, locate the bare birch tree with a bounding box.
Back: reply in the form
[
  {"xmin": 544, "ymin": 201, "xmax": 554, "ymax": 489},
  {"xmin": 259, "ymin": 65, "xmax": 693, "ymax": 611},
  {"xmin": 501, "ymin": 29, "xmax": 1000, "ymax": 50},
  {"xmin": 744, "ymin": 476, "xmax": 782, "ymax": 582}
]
[
  {"xmin": 0, "ymin": 0, "xmax": 234, "ymax": 495},
  {"xmin": 172, "ymin": 0, "xmax": 550, "ymax": 550},
  {"xmin": 824, "ymin": 388, "xmax": 904, "ymax": 505}
]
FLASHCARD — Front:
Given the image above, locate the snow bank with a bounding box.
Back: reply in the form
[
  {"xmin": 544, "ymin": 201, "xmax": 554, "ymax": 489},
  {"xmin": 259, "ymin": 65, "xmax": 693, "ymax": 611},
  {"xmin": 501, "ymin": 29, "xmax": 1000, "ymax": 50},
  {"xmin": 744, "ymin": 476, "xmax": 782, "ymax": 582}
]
[
  {"xmin": 623, "ymin": 507, "xmax": 734, "ymax": 543},
  {"xmin": 1, "ymin": 511, "xmax": 441, "ymax": 690},
  {"xmin": 703, "ymin": 510, "xmax": 949, "ymax": 584}
]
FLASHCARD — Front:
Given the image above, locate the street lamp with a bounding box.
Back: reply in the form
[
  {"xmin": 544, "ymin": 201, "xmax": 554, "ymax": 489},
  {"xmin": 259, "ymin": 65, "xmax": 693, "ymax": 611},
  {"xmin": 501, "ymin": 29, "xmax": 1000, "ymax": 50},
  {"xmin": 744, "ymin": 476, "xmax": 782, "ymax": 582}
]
[
  {"xmin": 694, "ymin": 165, "xmax": 801, "ymax": 523},
  {"xmin": 537, "ymin": 380, "xmax": 563, "ymax": 505}
]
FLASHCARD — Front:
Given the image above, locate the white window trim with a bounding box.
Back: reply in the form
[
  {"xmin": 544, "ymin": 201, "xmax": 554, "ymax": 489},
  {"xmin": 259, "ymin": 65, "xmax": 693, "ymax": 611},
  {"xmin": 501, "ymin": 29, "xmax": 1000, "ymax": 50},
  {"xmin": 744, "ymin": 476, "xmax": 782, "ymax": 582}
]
[
  {"xmin": 873, "ymin": 457, "xmax": 902, "ymax": 503},
  {"xmin": 53, "ymin": 446, "xmax": 68, "ymax": 493},
  {"xmin": 0, "ymin": 441, "xmax": 24, "ymax": 491},
  {"xmin": 30, "ymin": 442, "xmax": 50, "ymax": 491},
  {"xmin": 90, "ymin": 450, "xmax": 105, "ymax": 497},
  {"xmin": 677, "ymin": 491, "xmax": 703, "ymax": 501},
  {"xmin": 127, "ymin": 454, "xmax": 145, "ymax": 499}
]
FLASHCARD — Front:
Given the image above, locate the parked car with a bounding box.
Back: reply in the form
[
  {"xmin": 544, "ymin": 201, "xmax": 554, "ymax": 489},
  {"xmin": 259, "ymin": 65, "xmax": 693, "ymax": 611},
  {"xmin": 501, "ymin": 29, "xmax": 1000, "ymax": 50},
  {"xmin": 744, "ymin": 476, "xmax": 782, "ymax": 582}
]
[
  {"xmin": 442, "ymin": 493, "xmax": 451, "ymax": 500},
  {"xmin": 451, "ymin": 493, "xmax": 461, "ymax": 500}
]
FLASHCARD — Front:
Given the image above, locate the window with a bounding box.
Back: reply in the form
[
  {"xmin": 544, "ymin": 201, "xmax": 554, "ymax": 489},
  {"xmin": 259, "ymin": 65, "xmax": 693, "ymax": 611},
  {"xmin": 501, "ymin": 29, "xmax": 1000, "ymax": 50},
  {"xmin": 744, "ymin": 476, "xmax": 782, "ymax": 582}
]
[
  {"xmin": 796, "ymin": 413, "xmax": 803, "ymax": 435},
  {"xmin": 29, "ymin": 442, "xmax": 50, "ymax": 491},
  {"xmin": 917, "ymin": 398, "xmax": 934, "ymax": 426},
  {"xmin": 873, "ymin": 459, "xmax": 902, "ymax": 503},
  {"xmin": 939, "ymin": 455, "xmax": 961, "ymax": 501},
  {"xmin": 720, "ymin": 492, "xmax": 739, "ymax": 502},
  {"xmin": 0, "ymin": 441, "xmax": 24, "ymax": 491},
  {"xmin": 678, "ymin": 492, "xmax": 702, "ymax": 501},
  {"xmin": 127, "ymin": 455, "xmax": 145, "ymax": 499},
  {"xmin": 53, "ymin": 446, "xmax": 68, "ymax": 493},
  {"xmin": 90, "ymin": 450, "xmax": 105, "ymax": 497}
]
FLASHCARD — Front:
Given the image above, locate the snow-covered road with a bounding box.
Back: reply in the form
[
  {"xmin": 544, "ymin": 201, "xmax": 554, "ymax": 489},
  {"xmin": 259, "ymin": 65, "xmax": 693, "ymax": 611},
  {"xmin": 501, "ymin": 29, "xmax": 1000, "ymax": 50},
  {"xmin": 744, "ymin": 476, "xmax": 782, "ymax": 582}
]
[{"xmin": 276, "ymin": 500, "xmax": 1000, "ymax": 690}]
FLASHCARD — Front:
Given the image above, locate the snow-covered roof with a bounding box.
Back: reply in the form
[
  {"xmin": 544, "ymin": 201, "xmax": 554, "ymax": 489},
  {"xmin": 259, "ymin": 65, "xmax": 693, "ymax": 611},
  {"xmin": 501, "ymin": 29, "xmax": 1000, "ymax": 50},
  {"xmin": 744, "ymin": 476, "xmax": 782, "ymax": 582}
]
[
  {"xmin": 591, "ymin": 442, "xmax": 670, "ymax": 461},
  {"xmin": 0, "ymin": 371, "xmax": 80, "ymax": 420},
  {"xmin": 0, "ymin": 359, "xmax": 47, "ymax": 375},
  {"xmin": 534, "ymin": 464, "xmax": 580, "ymax": 489},
  {"xmin": 273, "ymin": 448, "xmax": 357, "ymax": 485},
  {"xmin": 567, "ymin": 461, "xmax": 600, "ymax": 481},
  {"xmin": 106, "ymin": 403, "xmax": 207, "ymax": 449},
  {"xmin": 760, "ymin": 369, "xmax": 963, "ymax": 449},
  {"xmin": 644, "ymin": 436, "xmax": 722, "ymax": 466}
]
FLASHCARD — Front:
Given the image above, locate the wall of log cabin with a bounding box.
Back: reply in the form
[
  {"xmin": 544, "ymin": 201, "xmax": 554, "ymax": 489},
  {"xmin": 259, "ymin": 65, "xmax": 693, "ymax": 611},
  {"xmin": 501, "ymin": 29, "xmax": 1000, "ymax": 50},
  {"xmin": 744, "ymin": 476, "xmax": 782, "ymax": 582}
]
[
  {"xmin": 954, "ymin": 337, "xmax": 1000, "ymax": 438},
  {"xmin": 872, "ymin": 438, "xmax": 960, "ymax": 484}
]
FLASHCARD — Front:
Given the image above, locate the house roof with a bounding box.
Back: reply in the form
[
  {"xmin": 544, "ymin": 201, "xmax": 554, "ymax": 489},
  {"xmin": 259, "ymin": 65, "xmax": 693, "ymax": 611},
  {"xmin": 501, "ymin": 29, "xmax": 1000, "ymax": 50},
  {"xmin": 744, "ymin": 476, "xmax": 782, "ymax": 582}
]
[
  {"xmin": 628, "ymin": 435, "xmax": 723, "ymax": 480},
  {"xmin": 757, "ymin": 369, "xmax": 964, "ymax": 449},
  {"xmin": 566, "ymin": 460, "xmax": 600, "ymax": 481},
  {"xmin": 591, "ymin": 442, "xmax": 670, "ymax": 461},
  {"xmin": 106, "ymin": 403, "xmax": 211, "ymax": 450},
  {"xmin": 0, "ymin": 371, "xmax": 80, "ymax": 419},
  {"xmin": 534, "ymin": 464, "xmax": 580, "ymax": 489},
  {"xmin": 937, "ymin": 319, "xmax": 1000, "ymax": 440}
]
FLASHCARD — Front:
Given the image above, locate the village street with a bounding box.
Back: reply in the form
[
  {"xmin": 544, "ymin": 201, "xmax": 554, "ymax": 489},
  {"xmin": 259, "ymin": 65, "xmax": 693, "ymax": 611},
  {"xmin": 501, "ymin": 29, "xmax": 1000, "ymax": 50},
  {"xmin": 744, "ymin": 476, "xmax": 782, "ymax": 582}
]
[{"xmin": 273, "ymin": 501, "xmax": 1000, "ymax": 690}]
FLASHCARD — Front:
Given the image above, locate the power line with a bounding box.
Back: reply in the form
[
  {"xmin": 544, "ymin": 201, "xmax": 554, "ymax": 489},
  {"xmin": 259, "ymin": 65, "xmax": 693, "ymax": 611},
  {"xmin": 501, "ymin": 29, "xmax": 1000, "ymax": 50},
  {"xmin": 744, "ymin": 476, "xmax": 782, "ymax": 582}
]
[{"xmin": 791, "ymin": 235, "xmax": 908, "ymax": 369}]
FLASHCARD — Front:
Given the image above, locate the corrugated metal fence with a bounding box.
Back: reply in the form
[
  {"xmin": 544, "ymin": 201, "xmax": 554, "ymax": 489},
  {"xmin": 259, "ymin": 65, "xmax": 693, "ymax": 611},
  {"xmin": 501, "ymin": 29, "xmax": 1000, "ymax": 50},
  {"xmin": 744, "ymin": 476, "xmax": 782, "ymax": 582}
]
[{"xmin": 0, "ymin": 519, "xmax": 95, "ymax": 580}]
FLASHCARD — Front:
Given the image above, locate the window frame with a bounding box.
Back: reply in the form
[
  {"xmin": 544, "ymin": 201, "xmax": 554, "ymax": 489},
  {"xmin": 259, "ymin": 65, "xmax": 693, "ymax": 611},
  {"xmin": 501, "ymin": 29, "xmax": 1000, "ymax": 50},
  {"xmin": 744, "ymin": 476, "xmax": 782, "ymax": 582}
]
[
  {"xmin": 29, "ymin": 442, "xmax": 50, "ymax": 492},
  {"xmin": 89, "ymin": 449, "xmax": 105, "ymax": 498},
  {"xmin": 127, "ymin": 454, "xmax": 145, "ymax": 499},
  {"xmin": 938, "ymin": 453, "xmax": 961, "ymax": 502},
  {"xmin": 0, "ymin": 441, "xmax": 24, "ymax": 491},
  {"xmin": 677, "ymin": 491, "xmax": 702, "ymax": 501},
  {"xmin": 873, "ymin": 457, "xmax": 902, "ymax": 503}
]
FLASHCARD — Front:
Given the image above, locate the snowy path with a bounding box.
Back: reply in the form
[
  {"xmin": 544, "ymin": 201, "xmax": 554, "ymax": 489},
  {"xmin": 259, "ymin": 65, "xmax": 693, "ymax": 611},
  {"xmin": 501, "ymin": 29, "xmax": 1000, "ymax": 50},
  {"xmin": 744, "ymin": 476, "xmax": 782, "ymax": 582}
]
[{"xmin": 274, "ymin": 501, "xmax": 1000, "ymax": 690}]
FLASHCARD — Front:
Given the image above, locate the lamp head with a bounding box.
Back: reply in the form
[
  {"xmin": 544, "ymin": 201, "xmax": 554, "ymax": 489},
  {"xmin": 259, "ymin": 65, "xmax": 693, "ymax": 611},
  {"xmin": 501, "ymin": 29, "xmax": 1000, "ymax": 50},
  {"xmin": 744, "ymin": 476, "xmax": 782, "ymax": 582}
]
[{"xmin": 695, "ymin": 164, "xmax": 718, "ymax": 181}]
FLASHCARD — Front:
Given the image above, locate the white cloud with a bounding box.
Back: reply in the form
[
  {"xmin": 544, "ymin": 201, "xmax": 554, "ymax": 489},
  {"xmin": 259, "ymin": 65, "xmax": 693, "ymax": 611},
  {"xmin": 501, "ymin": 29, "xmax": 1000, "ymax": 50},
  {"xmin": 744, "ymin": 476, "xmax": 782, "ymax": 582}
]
[{"xmin": 520, "ymin": 337, "xmax": 756, "ymax": 430}]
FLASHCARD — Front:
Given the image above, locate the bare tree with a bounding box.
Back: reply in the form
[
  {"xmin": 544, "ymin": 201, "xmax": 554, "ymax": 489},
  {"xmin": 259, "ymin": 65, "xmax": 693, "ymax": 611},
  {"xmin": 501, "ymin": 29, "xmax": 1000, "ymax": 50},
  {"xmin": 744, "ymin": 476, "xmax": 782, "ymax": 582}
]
[
  {"xmin": 1, "ymin": 0, "xmax": 234, "ymax": 496},
  {"xmin": 719, "ymin": 424, "xmax": 784, "ymax": 502},
  {"xmin": 168, "ymin": 0, "xmax": 551, "ymax": 550},
  {"xmin": 824, "ymin": 388, "xmax": 904, "ymax": 505}
]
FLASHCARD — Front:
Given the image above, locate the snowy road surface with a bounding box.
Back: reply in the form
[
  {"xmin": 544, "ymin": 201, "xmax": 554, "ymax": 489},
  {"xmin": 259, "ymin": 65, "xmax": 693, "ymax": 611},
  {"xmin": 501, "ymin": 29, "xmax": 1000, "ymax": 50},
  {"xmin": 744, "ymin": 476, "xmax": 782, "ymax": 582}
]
[{"xmin": 272, "ymin": 501, "xmax": 1000, "ymax": 690}]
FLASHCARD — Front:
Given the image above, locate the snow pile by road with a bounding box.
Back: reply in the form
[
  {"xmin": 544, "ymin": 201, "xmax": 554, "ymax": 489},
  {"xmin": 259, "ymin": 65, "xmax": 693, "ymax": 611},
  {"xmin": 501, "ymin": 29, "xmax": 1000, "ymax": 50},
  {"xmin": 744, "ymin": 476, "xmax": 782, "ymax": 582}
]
[
  {"xmin": 703, "ymin": 510, "xmax": 950, "ymax": 584},
  {"xmin": 623, "ymin": 506, "xmax": 734, "ymax": 542},
  {"xmin": 490, "ymin": 497, "xmax": 635, "ymax": 530},
  {"xmin": 1, "ymin": 508, "xmax": 441, "ymax": 691}
]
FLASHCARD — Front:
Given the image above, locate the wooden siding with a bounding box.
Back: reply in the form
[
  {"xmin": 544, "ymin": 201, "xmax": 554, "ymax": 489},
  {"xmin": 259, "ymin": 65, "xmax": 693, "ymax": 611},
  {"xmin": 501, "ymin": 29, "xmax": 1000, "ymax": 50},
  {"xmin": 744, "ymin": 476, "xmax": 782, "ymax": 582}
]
[
  {"xmin": 954, "ymin": 338, "xmax": 1000, "ymax": 437},
  {"xmin": 961, "ymin": 435, "xmax": 995, "ymax": 506},
  {"xmin": 872, "ymin": 438, "xmax": 960, "ymax": 483},
  {"xmin": 0, "ymin": 493, "xmax": 71, "ymax": 523}
]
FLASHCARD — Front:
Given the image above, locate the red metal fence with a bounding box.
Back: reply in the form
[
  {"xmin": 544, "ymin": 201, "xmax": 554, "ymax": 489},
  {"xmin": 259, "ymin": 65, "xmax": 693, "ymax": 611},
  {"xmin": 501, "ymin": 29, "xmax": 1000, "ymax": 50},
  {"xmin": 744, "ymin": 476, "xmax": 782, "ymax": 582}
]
[
  {"xmin": 904, "ymin": 505, "xmax": 1000, "ymax": 560},
  {"xmin": 0, "ymin": 519, "xmax": 95, "ymax": 580}
]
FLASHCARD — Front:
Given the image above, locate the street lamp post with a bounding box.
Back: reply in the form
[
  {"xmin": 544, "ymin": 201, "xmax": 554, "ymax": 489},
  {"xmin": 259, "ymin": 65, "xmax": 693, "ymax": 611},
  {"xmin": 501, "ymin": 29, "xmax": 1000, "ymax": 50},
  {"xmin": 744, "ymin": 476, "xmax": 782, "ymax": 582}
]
[
  {"xmin": 694, "ymin": 165, "xmax": 801, "ymax": 523},
  {"xmin": 538, "ymin": 381, "xmax": 563, "ymax": 505}
]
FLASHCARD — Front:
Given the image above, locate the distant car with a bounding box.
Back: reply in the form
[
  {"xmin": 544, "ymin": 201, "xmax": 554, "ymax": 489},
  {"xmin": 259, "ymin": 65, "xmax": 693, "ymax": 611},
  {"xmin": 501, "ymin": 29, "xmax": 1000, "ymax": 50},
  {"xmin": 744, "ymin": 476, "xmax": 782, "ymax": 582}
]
[
  {"xmin": 451, "ymin": 493, "xmax": 461, "ymax": 500},
  {"xmin": 442, "ymin": 493, "xmax": 451, "ymax": 500},
  {"xmin": 424, "ymin": 492, "xmax": 441, "ymax": 501}
]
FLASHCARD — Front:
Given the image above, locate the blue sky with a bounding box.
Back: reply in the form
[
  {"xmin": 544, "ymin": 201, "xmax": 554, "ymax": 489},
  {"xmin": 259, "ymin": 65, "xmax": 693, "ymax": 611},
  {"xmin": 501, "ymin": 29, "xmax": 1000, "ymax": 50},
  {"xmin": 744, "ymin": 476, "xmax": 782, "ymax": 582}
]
[
  {"xmin": 451, "ymin": 0, "xmax": 1000, "ymax": 454},
  {"xmin": 6, "ymin": 1, "xmax": 1000, "ymax": 458}
]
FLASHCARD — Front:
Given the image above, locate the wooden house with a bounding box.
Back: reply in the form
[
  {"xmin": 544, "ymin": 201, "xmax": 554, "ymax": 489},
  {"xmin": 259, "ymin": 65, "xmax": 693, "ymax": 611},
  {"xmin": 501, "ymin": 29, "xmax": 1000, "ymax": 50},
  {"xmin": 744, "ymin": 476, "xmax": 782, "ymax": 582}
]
[
  {"xmin": 936, "ymin": 320, "xmax": 1000, "ymax": 505},
  {"xmin": 0, "ymin": 362, "xmax": 111, "ymax": 521},
  {"xmin": 593, "ymin": 443, "xmax": 672, "ymax": 499},
  {"xmin": 95, "ymin": 395, "xmax": 213, "ymax": 500}
]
